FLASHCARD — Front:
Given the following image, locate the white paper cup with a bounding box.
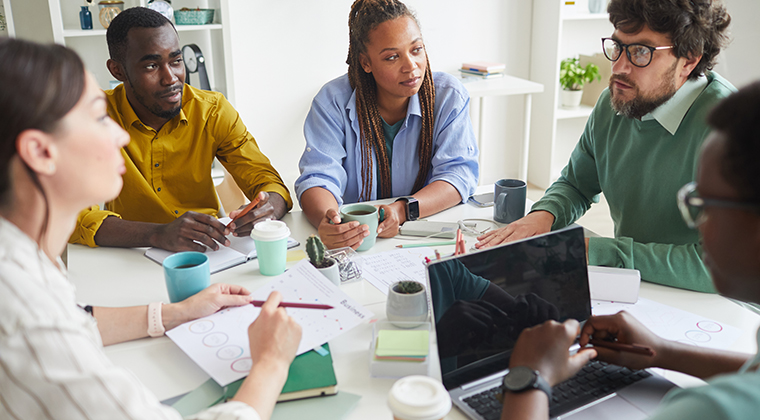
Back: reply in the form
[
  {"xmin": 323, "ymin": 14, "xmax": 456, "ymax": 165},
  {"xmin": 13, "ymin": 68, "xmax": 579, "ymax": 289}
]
[{"xmin": 388, "ymin": 375, "xmax": 452, "ymax": 420}]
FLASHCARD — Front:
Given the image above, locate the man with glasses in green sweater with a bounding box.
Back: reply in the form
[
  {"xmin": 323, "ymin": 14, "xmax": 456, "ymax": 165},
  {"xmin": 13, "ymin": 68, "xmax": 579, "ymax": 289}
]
[{"xmin": 477, "ymin": 0, "xmax": 734, "ymax": 293}]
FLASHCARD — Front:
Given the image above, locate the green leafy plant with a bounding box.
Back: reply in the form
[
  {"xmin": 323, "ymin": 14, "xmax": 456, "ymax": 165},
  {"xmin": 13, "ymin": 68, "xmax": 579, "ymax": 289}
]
[
  {"xmin": 0, "ymin": 10, "xmax": 6, "ymax": 32},
  {"xmin": 559, "ymin": 58, "xmax": 601, "ymax": 91},
  {"xmin": 306, "ymin": 234, "xmax": 334, "ymax": 269},
  {"xmin": 392, "ymin": 280, "xmax": 424, "ymax": 294}
]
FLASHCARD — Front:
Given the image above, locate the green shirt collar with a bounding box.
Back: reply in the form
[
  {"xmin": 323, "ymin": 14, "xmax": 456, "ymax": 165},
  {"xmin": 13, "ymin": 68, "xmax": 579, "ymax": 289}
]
[{"xmin": 641, "ymin": 74, "xmax": 708, "ymax": 135}]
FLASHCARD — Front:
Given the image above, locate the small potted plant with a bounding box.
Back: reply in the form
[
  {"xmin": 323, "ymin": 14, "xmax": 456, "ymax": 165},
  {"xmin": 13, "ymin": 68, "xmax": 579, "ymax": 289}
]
[
  {"xmin": 386, "ymin": 280, "xmax": 428, "ymax": 328},
  {"xmin": 559, "ymin": 57, "xmax": 601, "ymax": 108},
  {"xmin": 306, "ymin": 235, "xmax": 340, "ymax": 286}
]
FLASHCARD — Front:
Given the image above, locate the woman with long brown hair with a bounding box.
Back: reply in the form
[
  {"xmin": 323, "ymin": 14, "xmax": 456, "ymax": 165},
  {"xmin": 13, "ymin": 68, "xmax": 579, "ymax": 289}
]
[
  {"xmin": 295, "ymin": 0, "xmax": 479, "ymax": 249},
  {"xmin": 0, "ymin": 37, "xmax": 301, "ymax": 420}
]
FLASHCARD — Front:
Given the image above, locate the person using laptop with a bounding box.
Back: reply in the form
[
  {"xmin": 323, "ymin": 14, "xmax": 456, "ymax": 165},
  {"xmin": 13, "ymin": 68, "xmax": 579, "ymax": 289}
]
[
  {"xmin": 295, "ymin": 0, "xmax": 478, "ymax": 250},
  {"xmin": 70, "ymin": 7, "xmax": 293, "ymax": 252},
  {"xmin": 0, "ymin": 38, "xmax": 302, "ymax": 420},
  {"xmin": 476, "ymin": 0, "xmax": 733, "ymax": 293},
  {"xmin": 499, "ymin": 81, "xmax": 760, "ymax": 420}
]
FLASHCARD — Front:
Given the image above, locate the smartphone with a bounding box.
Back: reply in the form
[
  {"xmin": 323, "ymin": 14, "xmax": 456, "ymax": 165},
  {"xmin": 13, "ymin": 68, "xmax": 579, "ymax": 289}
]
[{"xmin": 469, "ymin": 192, "xmax": 494, "ymax": 207}]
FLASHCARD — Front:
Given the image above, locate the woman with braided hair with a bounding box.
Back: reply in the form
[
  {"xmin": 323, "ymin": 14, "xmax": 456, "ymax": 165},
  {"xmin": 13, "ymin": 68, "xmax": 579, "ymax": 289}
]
[{"xmin": 296, "ymin": 0, "xmax": 479, "ymax": 250}]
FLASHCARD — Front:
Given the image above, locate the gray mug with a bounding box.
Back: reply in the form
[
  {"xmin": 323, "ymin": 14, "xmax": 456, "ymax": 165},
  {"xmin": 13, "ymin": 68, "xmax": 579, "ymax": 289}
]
[{"xmin": 493, "ymin": 179, "xmax": 526, "ymax": 224}]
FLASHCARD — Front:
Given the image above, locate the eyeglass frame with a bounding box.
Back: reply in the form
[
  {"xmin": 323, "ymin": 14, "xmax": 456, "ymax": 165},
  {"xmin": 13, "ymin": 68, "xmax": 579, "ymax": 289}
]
[
  {"xmin": 601, "ymin": 37, "xmax": 675, "ymax": 68},
  {"xmin": 677, "ymin": 182, "xmax": 760, "ymax": 229}
]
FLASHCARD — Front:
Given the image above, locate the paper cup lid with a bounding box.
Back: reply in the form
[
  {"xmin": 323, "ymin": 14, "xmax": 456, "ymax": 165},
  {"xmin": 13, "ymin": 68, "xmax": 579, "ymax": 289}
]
[
  {"xmin": 250, "ymin": 220, "xmax": 290, "ymax": 241},
  {"xmin": 388, "ymin": 376, "xmax": 452, "ymax": 420}
]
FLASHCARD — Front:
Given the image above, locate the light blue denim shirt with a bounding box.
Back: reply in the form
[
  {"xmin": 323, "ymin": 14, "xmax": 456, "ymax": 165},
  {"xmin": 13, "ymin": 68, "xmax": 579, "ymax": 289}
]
[{"xmin": 295, "ymin": 71, "xmax": 479, "ymax": 206}]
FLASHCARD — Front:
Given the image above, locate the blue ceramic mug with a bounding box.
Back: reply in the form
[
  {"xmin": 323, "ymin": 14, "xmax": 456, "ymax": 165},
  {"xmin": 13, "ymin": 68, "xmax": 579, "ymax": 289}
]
[{"xmin": 163, "ymin": 252, "xmax": 210, "ymax": 303}]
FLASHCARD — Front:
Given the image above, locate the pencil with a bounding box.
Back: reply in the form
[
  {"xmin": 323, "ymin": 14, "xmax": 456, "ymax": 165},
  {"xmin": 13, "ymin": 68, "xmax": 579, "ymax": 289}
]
[
  {"xmin": 250, "ymin": 300, "xmax": 333, "ymax": 310},
  {"xmin": 588, "ymin": 339, "xmax": 655, "ymax": 356},
  {"xmin": 396, "ymin": 241, "xmax": 456, "ymax": 248},
  {"xmin": 231, "ymin": 195, "xmax": 262, "ymax": 223}
]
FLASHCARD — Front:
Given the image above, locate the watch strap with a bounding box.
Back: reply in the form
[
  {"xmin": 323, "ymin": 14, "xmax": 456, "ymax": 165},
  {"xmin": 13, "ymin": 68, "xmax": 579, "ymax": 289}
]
[
  {"xmin": 147, "ymin": 302, "xmax": 165, "ymax": 338},
  {"xmin": 503, "ymin": 367, "xmax": 552, "ymax": 400}
]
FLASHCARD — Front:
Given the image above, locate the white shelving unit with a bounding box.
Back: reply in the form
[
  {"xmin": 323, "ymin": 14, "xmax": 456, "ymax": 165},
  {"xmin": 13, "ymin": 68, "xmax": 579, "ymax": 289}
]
[
  {"xmin": 44, "ymin": 0, "xmax": 235, "ymax": 104},
  {"xmin": 528, "ymin": 1, "xmax": 613, "ymax": 189},
  {"xmin": 0, "ymin": 0, "xmax": 15, "ymax": 37}
]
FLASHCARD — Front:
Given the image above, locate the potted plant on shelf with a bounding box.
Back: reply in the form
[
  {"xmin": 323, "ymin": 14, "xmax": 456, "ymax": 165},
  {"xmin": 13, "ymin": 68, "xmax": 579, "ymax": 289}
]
[
  {"xmin": 386, "ymin": 280, "xmax": 429, "ymax": 328},
  {"xmin": 559, "ymin": 57, "xmax": 601, "ymax": 109},
  {"xmin": 306, "ymin": 235, "xmax": 341, "ymax": 286}
]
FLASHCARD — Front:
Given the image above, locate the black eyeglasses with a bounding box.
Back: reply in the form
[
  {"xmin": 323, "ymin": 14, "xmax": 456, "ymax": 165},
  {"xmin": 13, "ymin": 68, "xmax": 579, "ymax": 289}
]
[
  {"xmin": 677, "ymin": 182, "xmax": 760, "ymax": 228},
  {"xmin": 602, "ymin": 38, "xmax": 674, "ymax": 68}
]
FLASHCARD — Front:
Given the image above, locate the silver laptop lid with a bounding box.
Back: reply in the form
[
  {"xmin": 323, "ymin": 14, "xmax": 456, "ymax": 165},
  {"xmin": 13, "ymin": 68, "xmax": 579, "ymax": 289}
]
[{"xmin": 426, "ymin": 226, "xmax": 591, "ymax": 390}]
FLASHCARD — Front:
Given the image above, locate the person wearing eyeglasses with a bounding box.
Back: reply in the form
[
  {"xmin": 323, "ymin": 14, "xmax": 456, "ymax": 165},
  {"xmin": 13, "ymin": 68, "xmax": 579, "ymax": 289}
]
[
  {"xmin": 476, "ymin": 0, "xmax": 734, "ymax": 293},
  {"xmin": 498, "ymin": 80, "xmax": 760, "ymax": 420}
]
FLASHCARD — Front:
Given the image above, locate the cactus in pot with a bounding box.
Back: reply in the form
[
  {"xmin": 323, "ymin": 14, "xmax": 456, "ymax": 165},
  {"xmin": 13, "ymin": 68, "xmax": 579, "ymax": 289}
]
[{"xmin": 306, "ymin": 234, "xmax": 334, "ymax": 269}]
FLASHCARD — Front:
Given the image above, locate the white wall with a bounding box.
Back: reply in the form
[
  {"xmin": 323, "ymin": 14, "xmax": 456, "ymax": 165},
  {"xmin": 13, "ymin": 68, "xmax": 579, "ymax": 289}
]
[
  {"xmin": 714, "ymin": 0, "xmax": 760, "ymax": 89},
  {"xmin": 227, "ymin": 0, "xmax": 533, "ymax": 207}
]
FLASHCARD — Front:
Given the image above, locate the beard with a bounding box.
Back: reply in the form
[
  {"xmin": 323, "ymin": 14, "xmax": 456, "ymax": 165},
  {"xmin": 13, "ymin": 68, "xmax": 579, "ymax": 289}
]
[
  {"xmin": 609, "ymin": 60, "xmax": 678, "ymax": 119},
  {"xmin": 125, "ymin": 71, "xmax": 183, "ymax": 120}
]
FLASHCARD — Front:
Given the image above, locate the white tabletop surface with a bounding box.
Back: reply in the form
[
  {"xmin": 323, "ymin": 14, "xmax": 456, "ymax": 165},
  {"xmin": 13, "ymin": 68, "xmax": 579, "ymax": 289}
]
[{"xmin": 67, "ymin": 192, "xmax": 760, "ymax": 420}]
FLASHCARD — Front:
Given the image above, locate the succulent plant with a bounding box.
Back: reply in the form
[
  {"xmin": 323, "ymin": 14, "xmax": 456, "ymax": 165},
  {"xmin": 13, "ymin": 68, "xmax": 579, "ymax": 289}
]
[
  {"xmin": 392, "ymin": 280, "xmax": 424, "ymax": 294},
  {"xmin": 306, "ymin": 234, "xmax": 333, "ymax": 268}
]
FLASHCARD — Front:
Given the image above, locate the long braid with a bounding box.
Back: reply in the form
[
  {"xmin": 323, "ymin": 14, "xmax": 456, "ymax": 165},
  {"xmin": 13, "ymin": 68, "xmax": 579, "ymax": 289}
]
[{"xmin": 347, "ymin": 0, "xmax": 436, "ymax": 201}]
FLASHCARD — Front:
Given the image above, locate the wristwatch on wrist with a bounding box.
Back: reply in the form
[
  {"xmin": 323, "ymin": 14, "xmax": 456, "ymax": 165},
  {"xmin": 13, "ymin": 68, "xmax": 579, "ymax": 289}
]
[
  {"xmin": 502, "ymin": 366, "xmax": 552, "ymax": 400},
  {"xmin": 395, "ymin": 196, "xmax": 420, "ymax": 221}
]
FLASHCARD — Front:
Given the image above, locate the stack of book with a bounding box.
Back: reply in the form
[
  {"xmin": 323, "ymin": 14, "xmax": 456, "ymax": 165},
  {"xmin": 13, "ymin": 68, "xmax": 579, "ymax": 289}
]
[{"xmin": 459, "ymin": 61, "xmax": 506, "ymax": 79}]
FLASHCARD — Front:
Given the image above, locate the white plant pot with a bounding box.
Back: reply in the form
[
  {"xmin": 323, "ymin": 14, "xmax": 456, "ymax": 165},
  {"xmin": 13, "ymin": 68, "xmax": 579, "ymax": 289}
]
[
  {"xmin": 386, "ymin": 282, "xmax": 429, "ymax": 328},
  {"xmin": 561, "ymin": 89, "xmax": 583, "ymax": 109},
  {"xmin": 316, "ymin": 259, "xmax": 341, "ymax": 287}
]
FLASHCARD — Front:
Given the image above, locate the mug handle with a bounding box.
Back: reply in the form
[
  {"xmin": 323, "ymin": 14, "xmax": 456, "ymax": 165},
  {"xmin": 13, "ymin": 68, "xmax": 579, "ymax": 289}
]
[{"xmin": 496, "ymin": 192, "xmax": 508, "ymax": 219}]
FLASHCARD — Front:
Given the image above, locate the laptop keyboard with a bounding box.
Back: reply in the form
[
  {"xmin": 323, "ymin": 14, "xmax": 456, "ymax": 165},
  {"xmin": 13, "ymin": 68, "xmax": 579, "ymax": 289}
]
[{"xmin": 462, "ymin": 360, "xmax": 652, "ymax": 420}]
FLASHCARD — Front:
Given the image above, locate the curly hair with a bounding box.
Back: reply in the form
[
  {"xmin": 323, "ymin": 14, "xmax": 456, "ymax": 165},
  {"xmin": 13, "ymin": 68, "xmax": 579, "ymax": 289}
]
[
  {"xmin": 607, "ymin": 0, "xmax": 731, "ymax": 80},
  {"xmin": 707, "ymin": 81, "xmax": 760, "ymax": 205},
  {"xmin": 107, "ymin": 7, "xmax": 173, "ymax": 64},
  {"xmin": 347, "ymin": 0, "xmax": 435, "ymax": 200}
]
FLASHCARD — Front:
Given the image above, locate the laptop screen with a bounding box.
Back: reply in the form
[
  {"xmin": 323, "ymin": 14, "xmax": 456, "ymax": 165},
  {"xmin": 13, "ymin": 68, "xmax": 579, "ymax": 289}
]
[{"xmin": 426, "ymin": 226, "xmax": 591, "ymax": 390}]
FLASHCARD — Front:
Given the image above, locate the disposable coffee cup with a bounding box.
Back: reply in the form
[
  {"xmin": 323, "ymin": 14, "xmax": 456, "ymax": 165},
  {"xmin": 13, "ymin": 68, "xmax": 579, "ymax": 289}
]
[
  {"xmin": 163, "ymin": 251, "xmax": 210, "ymax": 303},
  {"xmin": 388, "ymin": 375, "xmax": 452, "ymax": 420},
  {"xmin": 251, "ymin": 220, "xmax": 290, "ymax": 276},
  {"xmin": 340, "ymin": 203, "xmax": 379, "ymax": 252}
]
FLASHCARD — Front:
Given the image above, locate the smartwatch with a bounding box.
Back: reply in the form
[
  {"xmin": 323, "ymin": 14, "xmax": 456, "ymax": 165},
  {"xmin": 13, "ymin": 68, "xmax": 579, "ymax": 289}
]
[
  {"xmin": 395, "ymin": 196, "xmax": 420, "ymax": 221},
  {"xmin": 502, "ymin": 366, "xmax": 552, "ymax": 400}
]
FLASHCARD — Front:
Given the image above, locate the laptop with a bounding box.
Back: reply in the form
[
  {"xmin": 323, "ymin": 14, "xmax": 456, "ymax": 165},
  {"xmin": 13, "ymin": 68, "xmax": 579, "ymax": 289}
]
[{"xmin": 426, "ymin": 226, "xmax": 677, "ymax": 420}]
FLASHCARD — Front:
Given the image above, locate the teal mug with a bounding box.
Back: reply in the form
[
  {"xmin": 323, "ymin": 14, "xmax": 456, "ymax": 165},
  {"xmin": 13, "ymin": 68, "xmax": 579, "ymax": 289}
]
[
  {"xmin": 340, "ymin": 203, "xmax": 380, "ymax": 252},
  {"xmin": 163, "ymin": 251, "xmax": 210, "ymax": 303}
]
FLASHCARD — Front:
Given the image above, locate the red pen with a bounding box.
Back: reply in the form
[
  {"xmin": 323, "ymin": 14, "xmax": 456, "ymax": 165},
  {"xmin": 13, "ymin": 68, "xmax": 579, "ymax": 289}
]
[
  {"xmin": 231, "ymin": 195, "xmax": 262, "ymax": 223},
  {"xmin": 250, "ymin": 300, "xmax": 333, "ymax": 310}
]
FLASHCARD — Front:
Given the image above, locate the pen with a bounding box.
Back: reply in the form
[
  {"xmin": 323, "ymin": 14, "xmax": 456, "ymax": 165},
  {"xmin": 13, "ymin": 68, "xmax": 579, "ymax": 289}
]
[
  {"xmin": 396, "ymin": 241, "xmax": 456, "ymax": 248},
  {"xmin": 231, "ymin": 195, "xmax": 262, "ymax": 223},
  {"xmin": 250, "ymin": 300, "xmax": 333, "ymax": 310},
  {"xmin": 588, "ymin": 339, "xmax": 655, "ymax": 356}
]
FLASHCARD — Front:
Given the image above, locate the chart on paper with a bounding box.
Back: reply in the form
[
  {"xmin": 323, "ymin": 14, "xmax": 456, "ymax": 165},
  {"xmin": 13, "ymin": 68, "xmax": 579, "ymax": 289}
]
[
  {"xmin": 166, "ymin": 260, "xmax": 373, "ymax": 386},
  {"xmin": 361, "ymin": 248, "xmax": 435, "ymax": 295}
]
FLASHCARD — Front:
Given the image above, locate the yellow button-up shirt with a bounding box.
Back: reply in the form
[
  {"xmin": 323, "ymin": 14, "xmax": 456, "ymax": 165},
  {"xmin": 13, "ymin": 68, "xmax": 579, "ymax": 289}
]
[{"xmin": 70, "ymin": 84, "xmax": 292, "ymax": 247}]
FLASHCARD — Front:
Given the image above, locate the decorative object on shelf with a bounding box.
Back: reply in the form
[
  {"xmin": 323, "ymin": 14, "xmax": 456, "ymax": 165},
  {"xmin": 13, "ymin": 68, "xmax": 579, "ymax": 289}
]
[
  {"xmin": 588, "ymin": 0, "xmax": 608, "ymax": 14},
  {"xmin": 181, "ymin": 43, "xmax": 211, "ymax": 91},
  {"xmin": 559, "ymin": 57, "xmax": 600, "ymax": 108},
  {"xmin": 174, "ymin": 7, "xmax": 215, "ymax": 25},
  {"xmin": 147, "ymin": 0, "xmax": 173, "ymax": 22},
  {"xmin": 79, "ymin": 0, "xmax": 93, "ymax": 30},
  {"xmin": 97, "ymin": 0, "xmax": 123, "ymax": 29},
  {"xmin": 386, "ymin": 280, "xmax": 428, "ymax": 328},
  {"xmin": 306, "ymin": 235, "xmax": 340, "ymax": 286}
]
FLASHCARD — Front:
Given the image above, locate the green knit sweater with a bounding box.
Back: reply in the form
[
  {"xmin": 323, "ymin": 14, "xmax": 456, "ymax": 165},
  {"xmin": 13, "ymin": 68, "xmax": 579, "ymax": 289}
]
[{"xmin": 532, "ymin": 72, "xmax": 735, "ymax": 293}]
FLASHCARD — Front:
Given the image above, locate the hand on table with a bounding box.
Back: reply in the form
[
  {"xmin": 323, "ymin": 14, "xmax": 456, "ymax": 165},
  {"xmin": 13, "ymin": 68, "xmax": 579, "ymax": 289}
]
[
  {"xmin": 475, "ymin": 211, "xmax": 554, "ymax": 249},
  {"xmin": 579, "ymin": 311, "xmax": 662, "ymax": 371},
  {"xmin": 510, "ymin": 319, "xmax": 597, "ymax": 387},
  {"xmin": 317, "ymin": 208, "xmax": 369, "ymax": 250},
  {"xmin": 164, "ymin": 283, "xmax": 254, "ymax": 330},
  {"xmin": 247, "ymin": 291, "xmax": 302, "ymax": 369},
  {"xmin": 228, "ymin": 191, "xmax": 276, "ymax": 238},
  {"xmin": 377, "ymin": 201, "xmax": 405, "ymax": 238},
  {"xmin": 151, "ymin": 211, "xmax": 230, "ymax": 252}
]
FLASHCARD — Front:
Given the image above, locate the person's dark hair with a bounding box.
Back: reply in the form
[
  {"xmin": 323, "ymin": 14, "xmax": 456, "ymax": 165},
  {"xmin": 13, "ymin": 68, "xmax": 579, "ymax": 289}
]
[
  {"xmin": 0, "ymin": 37, "xmax": 86, "ymax": 238},
  {"xmin": 607, "ymin": 0, "xmax": 731, "ymax": 80},
  {"xmin": 107, "ymin": 7, "xmax": 173, "ymax": 63},
  {"xmin": 707, "ymin": 81, "xmax": 760, "ymax": 205},
  {"xmin": 347, "ymin": 0, "xmax": 435, "ymax": 200}
]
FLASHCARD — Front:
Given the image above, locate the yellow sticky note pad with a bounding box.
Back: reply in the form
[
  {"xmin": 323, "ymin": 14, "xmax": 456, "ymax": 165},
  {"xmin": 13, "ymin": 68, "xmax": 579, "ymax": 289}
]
[
  {"xmin": 287, "ymin": 250, "xmax": 307, "ymax": 262},
  {"xmin": 375, "ymin": 330, "xmax": 429, "ymax": 357}
]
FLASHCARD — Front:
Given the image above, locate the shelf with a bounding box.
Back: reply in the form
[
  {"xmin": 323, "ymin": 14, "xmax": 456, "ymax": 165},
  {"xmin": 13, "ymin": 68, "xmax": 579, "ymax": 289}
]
[
  {"xmin": 63, "ymin": 23, "xmax": 221, "ymax": 37},
  {"xmin": 562, "ymin": 12, "xmax": 609, "ymax": 21},
  {"xmin": 176, "ymin": 23, "xmax": 222, "ymax": 32},
  {"xmin": 556, "ymin": 104, "xmax": 594, "ymax": 120}
]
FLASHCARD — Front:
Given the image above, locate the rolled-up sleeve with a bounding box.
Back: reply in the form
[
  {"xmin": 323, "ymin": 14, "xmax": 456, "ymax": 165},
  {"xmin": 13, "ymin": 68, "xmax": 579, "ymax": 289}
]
[{"xmin": 69, "ymin": 205, "xmax": 121, "ymax": 247}]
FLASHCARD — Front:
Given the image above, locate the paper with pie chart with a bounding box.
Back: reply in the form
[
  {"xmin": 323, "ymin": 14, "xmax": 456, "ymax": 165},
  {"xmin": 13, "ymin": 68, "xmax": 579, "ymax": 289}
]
[
  {"xmin": 166, "ymin": 259, "xmax": 374, "ymax": 386},
  {"xmin": 592, "ymin": 297, "xmax": 741, "ymax": 350}
]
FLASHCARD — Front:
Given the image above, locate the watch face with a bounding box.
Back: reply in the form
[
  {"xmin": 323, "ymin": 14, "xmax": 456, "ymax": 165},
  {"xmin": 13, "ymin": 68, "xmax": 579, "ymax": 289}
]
[
  {"xmin": 182, "ymin": 45, "xmax": 198, "ymax": 72},
  {"xmin": 503, "ymin": 366, "xmax": 536, "ymax": 391},
  {"xmin": 147, "ymin": 0, "xmax": 173, "ymax": 21}
]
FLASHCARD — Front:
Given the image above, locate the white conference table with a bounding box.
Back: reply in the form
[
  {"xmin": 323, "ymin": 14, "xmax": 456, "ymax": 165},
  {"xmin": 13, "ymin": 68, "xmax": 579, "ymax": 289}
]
[{"xmin": 67, "ymin": 198, "xmax": 760, "ymax": 420}]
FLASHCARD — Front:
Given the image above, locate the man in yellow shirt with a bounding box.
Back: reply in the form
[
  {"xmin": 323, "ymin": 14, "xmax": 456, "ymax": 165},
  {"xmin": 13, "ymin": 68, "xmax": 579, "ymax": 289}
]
[{"xmin": 71, "ymin": 7, "xmax": 292, "ymax": 252}]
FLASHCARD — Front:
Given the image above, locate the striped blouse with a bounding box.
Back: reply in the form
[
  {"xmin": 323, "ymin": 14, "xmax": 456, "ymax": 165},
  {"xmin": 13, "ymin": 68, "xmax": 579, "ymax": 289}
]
[{"xmin": 0, "ymin": 217, "xmax": 260, "ymax": 420}]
